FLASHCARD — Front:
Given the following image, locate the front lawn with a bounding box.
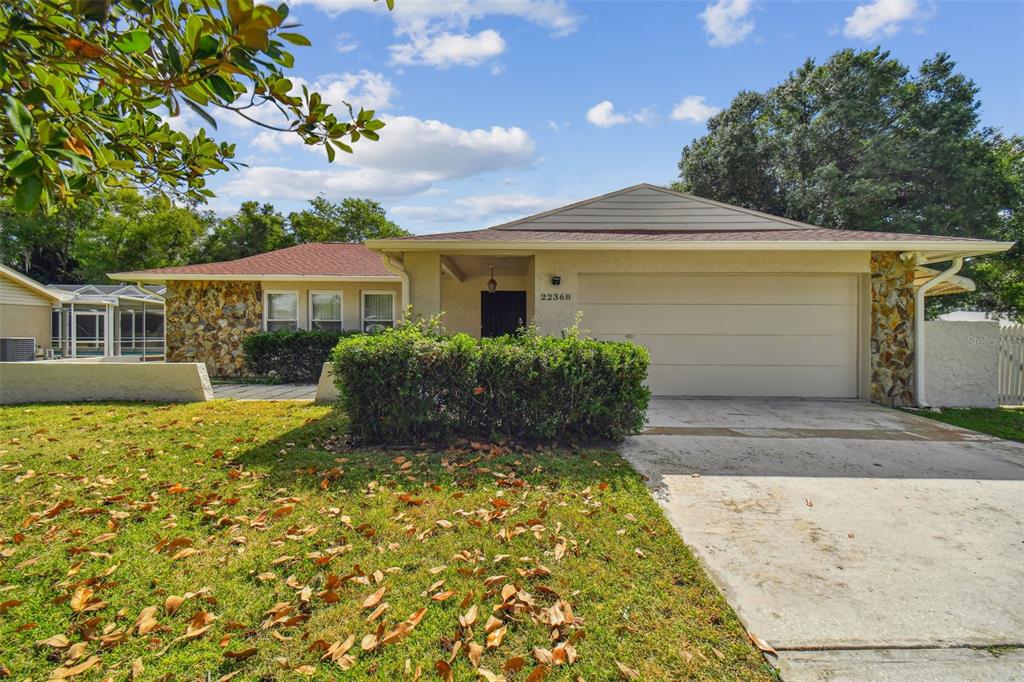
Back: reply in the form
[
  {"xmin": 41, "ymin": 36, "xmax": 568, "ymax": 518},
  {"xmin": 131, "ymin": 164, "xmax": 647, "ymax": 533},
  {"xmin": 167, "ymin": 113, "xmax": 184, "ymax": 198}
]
[
  {"xmin": 909, "ymin": 406, "xmax": 1024, "ymax": 443},
  {"xmin": 0, "ymin": 402, "xmax": 772, "ymax": 681}
]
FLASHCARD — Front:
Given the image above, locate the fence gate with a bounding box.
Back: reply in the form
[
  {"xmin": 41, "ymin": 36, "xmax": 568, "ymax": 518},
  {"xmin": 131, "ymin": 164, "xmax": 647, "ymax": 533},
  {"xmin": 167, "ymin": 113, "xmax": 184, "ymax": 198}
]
[{"xmin": 1000, "ymin": 323, "xmax": 1024, "ymax": 406}]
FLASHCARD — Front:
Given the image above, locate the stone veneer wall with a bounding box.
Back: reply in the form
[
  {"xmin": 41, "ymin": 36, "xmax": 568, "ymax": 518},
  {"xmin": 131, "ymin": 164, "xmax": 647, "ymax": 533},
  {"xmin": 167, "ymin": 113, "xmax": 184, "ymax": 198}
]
[
  {"xmin": 870, "ymin": 252, "xmax": 915, "ymax": 407},
  {"xmin": 165, "ymin": 281, "xmax": 262, "ymax": 377}
]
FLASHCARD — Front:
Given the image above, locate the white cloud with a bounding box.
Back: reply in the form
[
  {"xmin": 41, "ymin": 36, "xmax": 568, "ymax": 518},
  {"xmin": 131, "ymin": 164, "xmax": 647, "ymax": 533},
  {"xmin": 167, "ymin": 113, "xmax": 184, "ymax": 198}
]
[
  {"xmin": 699, "ymin": 0, "xmax": 755, "ymax": 47},
  {"xmin": 393, "ymin": 193, "xmax": 565, "ymax": 224},
  {"xmin": 305, "ymin": 70, "xmax": 397, "ymax": 111},
  {"xmin": 390, "ymin": 29, "xmax": 507, "ymax": 67},
  {"xmin": 334, "ymin": 33, "xmax": 359, "ymax": 53},
  {"xmin": 585, "ymin": 100, "xmax": 652, "ymax": 128},
  {"xmin": 294, "ymin": 0, "xmax": 579, "ymax": 37},
  {"xmin": 295, "ymin": 0, "xmax": 577, "ymax": 70},
  {"xmin": 843, "ymin": 0, "xmax": 922, "ymax": 40},
  {"xmin": 224, "ymin": 115, "xmax": 536, "ymax": 199},
  {"xmin": 670, "ymin": 95, "xmax": 721, "ymax": 123}
]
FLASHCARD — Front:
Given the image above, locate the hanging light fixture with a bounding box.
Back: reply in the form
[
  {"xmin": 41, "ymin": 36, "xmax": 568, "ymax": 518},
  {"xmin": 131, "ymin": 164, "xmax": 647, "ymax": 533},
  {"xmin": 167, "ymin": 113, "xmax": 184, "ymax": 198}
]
[{"xmin": 487, "ymin": 266, "xmax": 498, "ymax": 294}]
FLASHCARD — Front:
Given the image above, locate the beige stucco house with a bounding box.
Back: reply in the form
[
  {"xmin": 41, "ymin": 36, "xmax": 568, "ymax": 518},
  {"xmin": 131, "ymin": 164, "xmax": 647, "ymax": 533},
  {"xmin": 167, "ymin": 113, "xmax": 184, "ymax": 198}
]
[
  {"xmin": 113, "ymin": 185, "xmax": 1012, "ymax": 406},
  {"xmin": 111, "ymin": 242, "xmax": 402, "ymax": 377},
  {"xmin": 364, "ymin": 184, "xmax": 1012, "ymax": 407}
]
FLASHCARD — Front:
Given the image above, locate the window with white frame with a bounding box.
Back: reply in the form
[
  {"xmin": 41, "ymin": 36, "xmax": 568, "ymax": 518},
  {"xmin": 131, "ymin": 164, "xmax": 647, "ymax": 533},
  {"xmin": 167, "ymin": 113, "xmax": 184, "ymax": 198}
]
[
  {"xmin": 264, "ymin": 291, "xmax": 298, "ymax": 331},
  {"xmin": 310, "ymin": 291, "xmax": 343, "ymax": 331},
  {"xmin": 361, "ymin": 291, "xmax": 395, "ymax": 332}
]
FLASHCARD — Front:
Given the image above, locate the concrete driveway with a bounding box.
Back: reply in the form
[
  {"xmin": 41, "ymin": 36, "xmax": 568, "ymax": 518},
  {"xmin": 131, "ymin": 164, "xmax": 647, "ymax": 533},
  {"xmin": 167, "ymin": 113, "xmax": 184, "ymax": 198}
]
[{"xmin": 621, "ymin": 399, "xmax": 1024, "ymax": 681}]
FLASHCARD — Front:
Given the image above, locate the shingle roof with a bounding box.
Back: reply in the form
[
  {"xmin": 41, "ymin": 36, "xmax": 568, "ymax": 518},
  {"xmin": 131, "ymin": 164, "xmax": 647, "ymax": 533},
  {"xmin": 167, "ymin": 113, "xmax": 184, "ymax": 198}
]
[
  {"xmin": 490, "ymin": 184, "xmax": 823, "ymax": 232},
  {"xmin": 112, "ymin": 243, "xmax": 397, "ymax": 279},
  {"xmin": 391, "ymin": 227, "xmax": 995, "ymax": 244},
  {"xmin": 377, "ymin": 185, "xmax": 1006, "ymax": 250}
]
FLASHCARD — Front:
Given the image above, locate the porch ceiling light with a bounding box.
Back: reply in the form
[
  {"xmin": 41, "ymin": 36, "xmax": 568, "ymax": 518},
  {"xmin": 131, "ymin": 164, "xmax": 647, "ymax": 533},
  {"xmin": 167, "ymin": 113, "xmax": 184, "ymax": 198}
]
[{"xmin": 487, "ymin": 266, "xmax": 497, "ymax": 294}]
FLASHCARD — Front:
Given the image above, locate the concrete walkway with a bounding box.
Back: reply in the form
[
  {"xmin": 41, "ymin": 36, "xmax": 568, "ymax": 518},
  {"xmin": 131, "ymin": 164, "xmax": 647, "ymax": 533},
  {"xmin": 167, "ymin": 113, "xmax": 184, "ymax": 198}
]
[
  {"xmin": 621, "ymin": 398, "xmax": 1024, "ymax": 681},
  {"xmin": 212, "ymin": 383, "xmax": 316, "ymax": 400}
]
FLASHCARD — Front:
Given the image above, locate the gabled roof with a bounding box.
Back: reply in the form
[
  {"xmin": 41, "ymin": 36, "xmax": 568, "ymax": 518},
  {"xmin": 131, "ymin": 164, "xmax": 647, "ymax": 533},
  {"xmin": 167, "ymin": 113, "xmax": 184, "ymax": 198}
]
[
  {"xmin": 493, "ymin": 184, "xmax": 819, "ymax": 232},
  {"xmin": 0, "ymin": 264, "xmax": 69, "ymax": 302},
  {"xmin": 367, "ymin": 184, "xmax": 1014, "ymax": 259},
  {"xmin": 109, "ymin": 243, "xmax": 399, "ymax": 283}
]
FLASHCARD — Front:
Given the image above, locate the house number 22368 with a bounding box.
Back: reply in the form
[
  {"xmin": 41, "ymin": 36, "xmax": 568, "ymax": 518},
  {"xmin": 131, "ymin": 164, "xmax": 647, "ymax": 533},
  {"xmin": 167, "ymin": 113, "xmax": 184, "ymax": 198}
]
[{"xmin": 540, "ymin": 293, "xmax": 572, "ymax": 301}]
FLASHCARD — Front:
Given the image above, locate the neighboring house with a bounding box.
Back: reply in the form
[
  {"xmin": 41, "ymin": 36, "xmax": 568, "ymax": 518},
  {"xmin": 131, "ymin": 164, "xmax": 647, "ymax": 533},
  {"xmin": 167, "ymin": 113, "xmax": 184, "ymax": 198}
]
[
  {"xmin": 0, "ymin": 264, "xmax": 166, "ymax": 360},
  {"xmin": 110, "ymin": 242, "xmax": 402, "ymax": 377},
  {"xmin": 363, "ymin": 184, "xmax": 1012, "ymax": 406},
  {"xmin": 0, "ymin": 264, "xmax": 67, "ymax": 359}
]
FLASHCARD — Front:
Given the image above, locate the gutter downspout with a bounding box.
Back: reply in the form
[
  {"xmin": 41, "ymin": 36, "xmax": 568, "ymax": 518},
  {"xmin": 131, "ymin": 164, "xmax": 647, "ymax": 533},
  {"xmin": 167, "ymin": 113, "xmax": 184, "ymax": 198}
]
[
  {"xmin": 911, "ymin": 255, "xmax": 963, "ymax": 408},
  {"xmin": 382, "ymin": 255, "xmax": 410, "ymax": 320}
]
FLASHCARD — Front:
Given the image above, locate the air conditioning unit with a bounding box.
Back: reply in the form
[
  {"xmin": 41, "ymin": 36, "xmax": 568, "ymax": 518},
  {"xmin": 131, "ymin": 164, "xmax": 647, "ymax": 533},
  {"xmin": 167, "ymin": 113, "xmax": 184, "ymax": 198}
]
[{"xmin": 0, "ymin": 337, "xmax": 35, "ymax": 362}]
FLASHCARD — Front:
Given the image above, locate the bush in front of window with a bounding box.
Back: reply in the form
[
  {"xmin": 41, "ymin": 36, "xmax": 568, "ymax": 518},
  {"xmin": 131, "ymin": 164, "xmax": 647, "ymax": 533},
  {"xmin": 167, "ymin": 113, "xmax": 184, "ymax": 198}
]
[
  {"xmin": 243, "ymin": 329, "xmax": 363, "ymax": 382},
  {"xmin": 331, "ymin": 319, "xmax": 650, "ymax": 444}
]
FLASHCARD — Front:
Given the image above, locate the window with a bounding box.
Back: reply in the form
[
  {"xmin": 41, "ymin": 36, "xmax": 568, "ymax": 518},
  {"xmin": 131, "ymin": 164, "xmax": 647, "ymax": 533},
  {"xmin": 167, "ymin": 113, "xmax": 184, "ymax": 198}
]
[
  {"xmin": 264, "ymin": 291, "xmax": 298, "ymax": 331},
  {"xmin": 310, "ymin": 291, "xmax": 343, "ymax": 331},
  {"xmin": 361, "ymin": 291, "xmax": 395, "ymax": 332}
]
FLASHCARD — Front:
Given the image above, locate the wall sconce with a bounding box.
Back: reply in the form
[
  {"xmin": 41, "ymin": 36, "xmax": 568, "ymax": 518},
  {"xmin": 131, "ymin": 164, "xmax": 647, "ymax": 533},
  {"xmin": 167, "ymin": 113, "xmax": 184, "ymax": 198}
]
[
  {"xmin": 487, "ymin": 266, "xmax": 497, "ymax": 293},
  {"xmin": 551, "ymin": 275, "xmax": 561, "ymax": 286}
]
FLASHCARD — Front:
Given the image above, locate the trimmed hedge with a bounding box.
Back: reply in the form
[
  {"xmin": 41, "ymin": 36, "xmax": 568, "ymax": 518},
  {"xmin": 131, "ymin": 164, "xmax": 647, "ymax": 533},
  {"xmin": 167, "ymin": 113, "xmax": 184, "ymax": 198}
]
[
  {"xmin": 331, "ymin": 322, "xmax": 650, "ymax": 444},
  {"xmin": 243, "ymin": 329, "xmax": 362, "ymax": 382}
]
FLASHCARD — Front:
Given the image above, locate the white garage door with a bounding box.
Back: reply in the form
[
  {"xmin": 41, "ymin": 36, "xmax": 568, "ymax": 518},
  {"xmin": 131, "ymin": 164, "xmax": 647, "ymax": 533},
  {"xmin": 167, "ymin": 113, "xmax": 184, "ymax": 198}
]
[{"xmin": 579, "ymin": 274, "xmax": 860, "ymax": 398}]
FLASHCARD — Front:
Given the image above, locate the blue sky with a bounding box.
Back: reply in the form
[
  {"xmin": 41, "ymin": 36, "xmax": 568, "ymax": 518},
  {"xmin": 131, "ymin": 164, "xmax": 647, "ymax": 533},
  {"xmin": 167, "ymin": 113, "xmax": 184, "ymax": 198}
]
[{"xmin": 185, "ymin": 0, "xmax": 1024, "ymax": 234}]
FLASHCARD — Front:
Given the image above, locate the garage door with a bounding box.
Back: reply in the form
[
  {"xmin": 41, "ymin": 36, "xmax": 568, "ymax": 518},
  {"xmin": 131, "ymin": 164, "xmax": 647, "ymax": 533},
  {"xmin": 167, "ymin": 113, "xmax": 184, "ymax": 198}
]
[{"xmin": 579, "ymin": 274, "xmax": 860, "ymax": 398}]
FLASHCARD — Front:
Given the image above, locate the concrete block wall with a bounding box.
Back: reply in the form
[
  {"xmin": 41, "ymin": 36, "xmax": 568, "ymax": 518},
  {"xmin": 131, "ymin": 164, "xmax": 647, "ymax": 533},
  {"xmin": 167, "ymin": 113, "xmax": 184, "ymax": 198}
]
[
  {"xmin": 923, "ymin": 320, "xmax": 1000, "ymax": 408},
  {"xmin": 0, "ymin": 362, "xmax": 213, "ymax": 404}
]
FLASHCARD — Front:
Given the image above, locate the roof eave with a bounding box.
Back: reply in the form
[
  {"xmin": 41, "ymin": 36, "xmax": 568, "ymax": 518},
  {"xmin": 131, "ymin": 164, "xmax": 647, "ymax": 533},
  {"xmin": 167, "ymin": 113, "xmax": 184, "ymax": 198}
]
[{"xmin": 366, "ymin": 239, "xmax": 1015, "ymax": 257}]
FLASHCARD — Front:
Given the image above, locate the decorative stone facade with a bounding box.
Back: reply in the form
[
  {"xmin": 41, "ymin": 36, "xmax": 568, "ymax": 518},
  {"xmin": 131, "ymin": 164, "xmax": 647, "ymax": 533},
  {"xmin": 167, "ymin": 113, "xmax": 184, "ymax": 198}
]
[
  {"xmin": 870, "ymin": 252, "xmax": 915, "ymax": 406},
  {"xmin": 165, "ymin": 281, "xmax": 262, "ymax": 377}
]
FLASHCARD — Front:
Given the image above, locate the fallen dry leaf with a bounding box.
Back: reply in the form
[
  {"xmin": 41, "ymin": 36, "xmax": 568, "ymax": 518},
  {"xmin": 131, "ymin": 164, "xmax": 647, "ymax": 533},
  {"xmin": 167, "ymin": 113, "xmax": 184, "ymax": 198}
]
[
  {"xmin": 361, "ymin": 586, "xmax": 386, "ymax": 609},
  {"xmin": 616, "ymin": 661, "xmax": 640, "ymax": 680}
]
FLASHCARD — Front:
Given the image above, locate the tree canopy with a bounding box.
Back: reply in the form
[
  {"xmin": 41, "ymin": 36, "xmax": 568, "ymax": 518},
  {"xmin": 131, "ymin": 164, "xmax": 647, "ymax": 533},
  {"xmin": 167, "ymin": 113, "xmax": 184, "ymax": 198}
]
[
  {"xmin": 676, "ymin": 48, "xmax": 1022, "ymax": 319},
  {"xmin": 0, "ymin": 192, "xmax": 409, "ymax": 282},
  {"xmin": 0, "ymin": 0, "xmax": 389, "ymax": 213},
  {"xmin": 288, "ymin": 197, "xmax": 407, "ymax": 244}
]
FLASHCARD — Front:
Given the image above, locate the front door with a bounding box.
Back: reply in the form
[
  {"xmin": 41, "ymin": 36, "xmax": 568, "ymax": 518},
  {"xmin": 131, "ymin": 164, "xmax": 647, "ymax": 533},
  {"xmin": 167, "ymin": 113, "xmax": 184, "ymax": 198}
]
[{"xmin": 481, "ymin": 291, "xmax": 527, "ymax": 338}]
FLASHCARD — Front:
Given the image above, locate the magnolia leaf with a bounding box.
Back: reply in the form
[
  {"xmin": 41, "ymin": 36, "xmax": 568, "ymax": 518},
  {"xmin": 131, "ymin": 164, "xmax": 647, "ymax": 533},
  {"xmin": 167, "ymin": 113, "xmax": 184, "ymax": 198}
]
[{"xmin": 114, "ymin": 30, "xmax": 152, "ymax": 53}]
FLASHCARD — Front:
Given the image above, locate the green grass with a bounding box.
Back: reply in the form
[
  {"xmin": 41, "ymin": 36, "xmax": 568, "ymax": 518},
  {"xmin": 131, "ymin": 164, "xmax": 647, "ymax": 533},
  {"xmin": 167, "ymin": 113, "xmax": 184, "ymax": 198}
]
[
  {"xmin": 0, "ymin": 401, "xmax": 772, "ymax": 681},
  {"xmin": 910, "ymin": 406, "xmax": 1024, "ymax": 442}
]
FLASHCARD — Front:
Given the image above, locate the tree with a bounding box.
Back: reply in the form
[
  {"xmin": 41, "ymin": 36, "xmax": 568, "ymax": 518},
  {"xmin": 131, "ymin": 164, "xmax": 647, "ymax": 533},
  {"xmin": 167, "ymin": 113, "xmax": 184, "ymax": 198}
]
[
  {"xmin": 0, "ymin": 0, "xmax": 389, "ymax": 213},
  {"xmin": 73, "ymin": 189, "xmax": 214, "ymax": 281},
  {"xmin": 1, "ymin": 188, "xmax": 214, "ymax": 281},
  {"xmin": 202, "ymin": 201, "xmax": 290, "ymax": 262},
  {"xmin": 930, "ymin": 135, "xmax": 1024, "ymax": 321},
  {"xmin": 0, "ymin": 202, "xmax": 91, "ymax": 281},
  {"xmin": 676, "ymin": 48, "xmax": 1021, "ymax": 318},
  {"xmin": 288, "ymin": 196, "xmax": 409, "ymax": 243}
]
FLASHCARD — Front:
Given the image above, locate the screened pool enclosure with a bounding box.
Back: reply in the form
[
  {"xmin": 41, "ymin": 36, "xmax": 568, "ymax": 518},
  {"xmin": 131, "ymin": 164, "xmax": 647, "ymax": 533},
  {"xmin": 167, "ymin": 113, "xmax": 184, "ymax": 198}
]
[{"xmin": 47, "ymin": 284, "xmax": 166, "ymax": 359}]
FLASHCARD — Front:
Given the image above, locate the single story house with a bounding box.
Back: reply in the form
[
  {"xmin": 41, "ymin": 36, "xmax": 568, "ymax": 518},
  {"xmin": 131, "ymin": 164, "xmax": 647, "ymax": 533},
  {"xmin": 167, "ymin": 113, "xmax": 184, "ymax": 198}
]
[
  {"xmin": 1, "ymin": 264, "xmax": 165, "ymax": 361},
  {"xmin": 110, "ymin": 242, "xmax": 402, "ymax": 376},
  {"xmin": 113, "ymin": 184, "xmax": 1012, "ymax": 407}
]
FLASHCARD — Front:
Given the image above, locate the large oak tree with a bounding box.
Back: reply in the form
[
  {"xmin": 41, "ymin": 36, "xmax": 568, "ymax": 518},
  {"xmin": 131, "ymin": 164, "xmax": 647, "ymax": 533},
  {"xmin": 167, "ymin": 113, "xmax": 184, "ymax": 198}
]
[{"xmin": 675, "ymin": 49, "xmax": 1021, "ymax": 319}]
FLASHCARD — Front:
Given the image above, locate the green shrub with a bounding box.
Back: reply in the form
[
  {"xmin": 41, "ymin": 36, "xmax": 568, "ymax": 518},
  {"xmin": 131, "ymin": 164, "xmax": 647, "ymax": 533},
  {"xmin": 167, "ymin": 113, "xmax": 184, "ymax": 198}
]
[
  {"xmin": 243, "ymin": 329, "xmax": 363, "ymax": 382},
  {"xmin": 331, "ymin": 321, "xmax": 650, "ymax": 444}
]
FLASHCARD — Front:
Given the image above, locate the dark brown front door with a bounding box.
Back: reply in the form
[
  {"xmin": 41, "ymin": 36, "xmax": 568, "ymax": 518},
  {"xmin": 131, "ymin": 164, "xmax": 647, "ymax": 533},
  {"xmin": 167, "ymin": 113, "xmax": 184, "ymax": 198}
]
[{"xmin": 481, "ymin": 291, "xmax": 527, "ymax": 338}]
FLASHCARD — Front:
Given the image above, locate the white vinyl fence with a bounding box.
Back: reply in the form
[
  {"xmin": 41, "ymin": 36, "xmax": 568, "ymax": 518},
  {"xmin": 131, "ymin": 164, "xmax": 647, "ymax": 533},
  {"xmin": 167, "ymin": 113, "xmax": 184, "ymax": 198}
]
[{"xmin": 1000, "ymin": 323, "xmax": 1024, "ymax": 406}]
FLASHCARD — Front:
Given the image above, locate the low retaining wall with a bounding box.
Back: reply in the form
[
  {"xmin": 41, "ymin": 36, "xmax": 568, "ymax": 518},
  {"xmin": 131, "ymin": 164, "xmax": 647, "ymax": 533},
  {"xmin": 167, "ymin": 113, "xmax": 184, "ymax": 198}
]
[
  {"xmin": 315, "ymin": 362, "xmax": 339, "ymax": 404},
  {"xmin": 0, "ymin": 362, "xmax": 213, "ymax": 404},
  {"xmin": 924, "ymin": 320, "xmax": 1000, "ymax": 408}
]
